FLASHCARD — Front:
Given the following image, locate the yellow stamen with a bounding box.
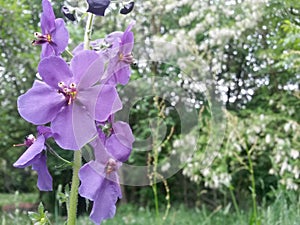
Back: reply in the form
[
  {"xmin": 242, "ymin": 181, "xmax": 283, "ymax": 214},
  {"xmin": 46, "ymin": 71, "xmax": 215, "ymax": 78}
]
[{"xmin": 46, "ymin": 34, "xmax": 52, "ymax": 42}]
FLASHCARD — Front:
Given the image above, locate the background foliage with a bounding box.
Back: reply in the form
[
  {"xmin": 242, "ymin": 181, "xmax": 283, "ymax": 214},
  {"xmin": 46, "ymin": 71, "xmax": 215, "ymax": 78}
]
[{"xmin": 0, "ymin": 0, "xmax": 299, "ymax": 220}]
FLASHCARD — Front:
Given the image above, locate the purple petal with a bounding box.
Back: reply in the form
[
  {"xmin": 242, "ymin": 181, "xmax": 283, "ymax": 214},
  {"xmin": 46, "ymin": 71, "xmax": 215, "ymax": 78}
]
[
  {"xmin": 32, "ymin": 154, "xmax": 53, "ymax": 191},
  {"xmin": 120, "ymin": 31, "xmax": 134, "ymax": 54},
  {"xmin": 51, "ymin": 18, "xmax": 69, "ymax": 55},
  {"xmin": 105, "ymin": 135, "xmax": 132, "ymax": 162},
  {"xmin": 78, "ymin": 161, "xmax": 105, "ymax": 200},
  {"xmin": 13, "ymin": 136, "xmax": 45, "ymax": 168},
  {"xmin": 90, "ymin": 178, "xmax": 122, "ymax": 224},
  {"xmin": 92, "ymin": 136, "xmax": 109, "ymax": 163},
  {"xmin": 38, "ymin": 56, "xmax": 73, "ymax": 88},
  {"xmin": 72, "ymin": 43, "xmax": 84, "ymax": 55},
  {"xmin": 105, "ymin": 31, "xmax": 123, "ymax": 44},
  {"xmin": 76, "ymin": 85, "xmax": 101, "ymax": 120},
  {"xmin": 125, "ymin": 21, "xmax": 135, "ymax": 33},
  {"xmin": 70, "ymin": 50, "xmax": 103, "ymax": 88},
  {"xmin": 106, "ymin": 122, "xmax": 134, "ymax": 162},
  {"xmin": 41, "ymin": 0, "xmax": 55, "ymax": 34},
  {"xmin": 113, "ymin": 121, "xmax": 135, "ymax": 144},
  {"xmin": 114, "ymin": 64, "xmax": 131, "ymax": 85},
  {"xmin": 95, "ymin": 85, "xmax": 122, "ymax": 122},
  {"xmin": 105, "ymin": 43, "xmax": 120, "ymax": 60},
  {"xmin": 37, "ymin": 126, "xmax": 52, "ymax": 139},
  {"xmin": 51, "ymin": 103, "xmax": 97, "ymax": 150},
  {"xmin": 41, "ymin": 43, "xmax": 54, "ymax": 58},
  {"xmin": 17, "ymin": 80, "xmax": 65, "ymax": 125},
  {"xmin": 104, "ymin": 60, "xmax": 131, "ymax": 85}
]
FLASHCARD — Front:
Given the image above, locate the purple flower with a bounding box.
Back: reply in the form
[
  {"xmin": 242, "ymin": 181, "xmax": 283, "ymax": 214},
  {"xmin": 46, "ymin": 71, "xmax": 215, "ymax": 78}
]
[
  {"xmin": 17, "ymin": 50, "xmax": 122, "ymax": 150},
  {"xmin": 32, "ymin": 0, "xmax": 69, "ymax": 58},
  {"xmin": 87, "ymin": 0, "xmax": 111, "ymax": 16},
  {"xmin": 72, "ymin": 22, "xmax": 135, "ymax": 86},
  {"xmin": 13, "ymin": 126, "xmax": 53, "ymax": 191},
  {"xmin": 104, "ymin": 22, "xmax": 135, "ymax": 85},
  {"xmin": 79, "ymin": 121, "xmax": 134, "ymax": 224}
]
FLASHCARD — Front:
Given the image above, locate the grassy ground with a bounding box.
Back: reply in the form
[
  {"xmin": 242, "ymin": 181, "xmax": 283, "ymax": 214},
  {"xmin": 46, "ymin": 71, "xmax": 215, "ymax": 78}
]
[
  {"xmin": 0, "ymin": 192, "xmax": 299, "ymax": 225},
  {"xmin": 0, "ymin": 192, "xmax": 38, "ymax": 208}
]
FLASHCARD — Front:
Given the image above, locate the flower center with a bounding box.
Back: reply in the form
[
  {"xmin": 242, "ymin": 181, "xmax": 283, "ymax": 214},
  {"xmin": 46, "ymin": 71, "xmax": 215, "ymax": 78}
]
[
  {"xmin": 32, "ymin": 32, "xmax": 52, "ymax": 45},
  {"xmin": 58, "ymin": 82, "xmax": 77, "ymax": 105},
  {"xmin": 46, "ymin": 34, "xmax": 52, "ymax": 42},
  {"xmin": 119, "ymin": 52, "xmax": 134, "ymax": 64},
  {"xmin": 105, "ymin": 158, "xmax": 117, "ymax": 175}
]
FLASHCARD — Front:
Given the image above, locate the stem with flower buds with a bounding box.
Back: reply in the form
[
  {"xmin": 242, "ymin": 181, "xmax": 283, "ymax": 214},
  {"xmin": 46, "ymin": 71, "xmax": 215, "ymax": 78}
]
[{"xmin": 67, "ymin": 12, "xmax": 94, "ymax": 225}]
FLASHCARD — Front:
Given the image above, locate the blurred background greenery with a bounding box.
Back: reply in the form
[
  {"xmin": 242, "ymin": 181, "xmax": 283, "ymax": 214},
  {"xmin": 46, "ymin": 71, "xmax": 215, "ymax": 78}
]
[{"xmin": 0, "ymin": 0, "xmax": 299, "ymax": 224}]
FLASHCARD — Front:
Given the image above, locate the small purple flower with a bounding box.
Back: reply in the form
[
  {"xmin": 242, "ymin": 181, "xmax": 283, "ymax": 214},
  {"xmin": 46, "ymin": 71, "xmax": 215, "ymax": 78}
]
[
  {"xmin": 13, "ymin": 126, "xmax": 53, "ymax": 191},
  {"xmin": 87, "ymin": 0, "xmax": 111, "ymax": 16},
  {"xmin": 104, "ymin": 21, "xmax": 135, "ymax": 85},
  {"xmin": 72, "ymin": 22, "xmax": 135, "ymax": 86},
  {"xmin": 32, "ymin": 0, "xmax": 69, "ymax": 58},
  {"xmin": 79, "ymin": 121, "xmax": 134, "ymax": 224},
  {"xmin": 17, "ymin": 50, "xmax": 122, "ymax": 150}
]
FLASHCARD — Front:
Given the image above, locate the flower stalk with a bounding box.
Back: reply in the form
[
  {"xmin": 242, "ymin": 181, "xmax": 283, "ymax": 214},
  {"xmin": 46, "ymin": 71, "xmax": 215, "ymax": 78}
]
[
  {"xmin": 84, "ymin": 12, "xmax": 94, "ymax": 50},
  {"xmin": 67, "ymin": 150, "xmax": 82, "ymax": 225},
  {"xmin": 67, "ymin": 12, "xmax": 94, "ymax": 225}
]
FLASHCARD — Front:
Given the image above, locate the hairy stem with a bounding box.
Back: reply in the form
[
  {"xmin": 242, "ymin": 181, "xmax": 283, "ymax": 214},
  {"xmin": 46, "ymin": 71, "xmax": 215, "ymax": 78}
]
[
  {"xmin": 84, "ymin": 12, "xmax": 94, "ymax": 50},
  {"xmin": 67, "ymin": 150, "xmax": 82, "ymax": 225}
]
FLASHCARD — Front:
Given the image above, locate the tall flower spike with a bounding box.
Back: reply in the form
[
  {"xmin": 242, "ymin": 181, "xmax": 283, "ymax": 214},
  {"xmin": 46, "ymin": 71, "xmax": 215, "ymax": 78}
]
[
  {"xmin": 32, "ymin": 0, "xmax": 69, "ymax": 58},
  {"xmin": 13, "ymin": 126, "xmax": 53, "ymax": 191}
]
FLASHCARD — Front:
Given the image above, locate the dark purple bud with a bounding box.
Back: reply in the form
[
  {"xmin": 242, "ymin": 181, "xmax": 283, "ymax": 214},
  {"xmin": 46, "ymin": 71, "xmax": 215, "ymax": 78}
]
[
  {"xmin": 87, "ymin": 0, "xmax": 111, "ymax": 16},
  {"xmin": 62, "ymin": 6, "xmax": 76, "ymax": 22},
  {"xmin": 120, "ymin": 1, "xmax": 134, "ymax": 15}
]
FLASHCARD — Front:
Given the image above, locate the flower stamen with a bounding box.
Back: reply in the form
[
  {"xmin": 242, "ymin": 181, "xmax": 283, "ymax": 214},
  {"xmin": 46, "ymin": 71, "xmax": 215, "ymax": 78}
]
[
  {"xmin": 32, "ymin": 32, "xmax": 52, "ymax": 45},
  {"xmin": 119, "ymin": 52, "xmax": 134, "ymax": 64},
  {"xmin": 13, "ymin": 134, "xmax": 36, "ymax": 147},
  {"xmin": 105, "ymin": 158, "xmax": 117, "ymax": 175},
  {"xmin": 57, "ymin": 81, "xmax": 78, "ymax": 105}
]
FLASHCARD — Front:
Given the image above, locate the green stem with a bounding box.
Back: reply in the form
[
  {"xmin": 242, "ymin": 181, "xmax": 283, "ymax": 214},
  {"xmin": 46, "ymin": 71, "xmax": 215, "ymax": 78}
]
[
  {"xmin": 152, "ymin": 177, "xmax": 160, "ymax": 218},
  {"xmin": 229, "ymin": 185, "xmax": 241, "ymax": 218},
  {"xmin": 247, "ymin": 149, "xmax": 258, "ymax": 224},
  {"xmin": 64, "ymin": 49, "xmax": 74, "ymax": 58},
  {"xmin": 67, "ymin": 150, "xmax": 82, "ymax": 225},
  {"xmin": 152, "ymin": 97, "xmax": 161, "ymax": 220},
  {"xmin": 84, "ymin": 12, "xmax": 94, "ymax": 50}
]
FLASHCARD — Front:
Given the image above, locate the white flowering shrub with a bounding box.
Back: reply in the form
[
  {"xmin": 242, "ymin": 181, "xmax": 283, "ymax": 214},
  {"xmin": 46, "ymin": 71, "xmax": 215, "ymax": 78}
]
[{"xmin": 176, "ymin": 108, "xmax": 299, "ymax": 197}]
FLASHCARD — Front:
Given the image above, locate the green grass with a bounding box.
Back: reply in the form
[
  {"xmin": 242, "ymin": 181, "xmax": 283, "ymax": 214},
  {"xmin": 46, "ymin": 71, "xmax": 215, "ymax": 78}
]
[
  {"xmin": 0, "ymin": 192, "xmax": 38, "ymax": 208},
  {"xmin": 1, "ymin": 191, "xmax": 299, "ymax": 225}
]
